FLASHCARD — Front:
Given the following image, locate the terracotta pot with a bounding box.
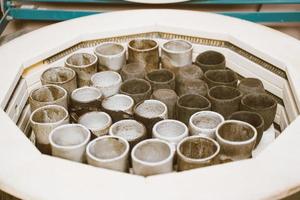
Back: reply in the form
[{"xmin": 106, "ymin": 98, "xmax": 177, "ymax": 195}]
[
  {"xmin": 151, "ymin": 89, "xmax": 178, "ymax": 119},
  {"xmin": 145, "ymin": 69, "xmax": 175, "ymax": 91},
  {"xmin": 120, "ymin": 62, "xmax": 146, "ymax": 81},
  {"xmin": 238, "ymin": 78, "xmax": 265, "ymax": 95},
  {"xmin": 204, "ymin": 69, "xmax": 238, "ymax": 88},
  {"xmin": 176, "ymin": 79, "xmax": 208, "ymax": 97},
  {"xmin": 195, "ymin": 50, "xmax": 226, "ymax": 72}
]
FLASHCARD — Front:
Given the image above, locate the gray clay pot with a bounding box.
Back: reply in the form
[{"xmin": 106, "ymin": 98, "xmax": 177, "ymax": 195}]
[
  {"xmin": 204, "ymin": 69, "xmax": 238, "ymax": 88},
  {"xmin": 195, "ymin": 50, "xmax": 226, "ymax": 73},
  {"xmin": 145, "ymin": 69, "xmax": 175, "ymax": 91},
  {"xmin": 152, "ymin": 89, "xmax": 178, "ymax": 119},
  {"xmin": 176, "ymin": 79, "xmax": 208, "ymax": 97},
  {"xmin": 120, "ymin": 62, "xmax": 146, "ymax": 81},
  {"xmin": 238, "ymin": 78, "xmax": 265, "ymax": 95}
]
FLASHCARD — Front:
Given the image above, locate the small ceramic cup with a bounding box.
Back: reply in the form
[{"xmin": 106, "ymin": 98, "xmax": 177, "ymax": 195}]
[
  {"xmin": 161, "ymin": 39, "xmax": 193, "ymax": 73},
  {"xmin": 86, "ymin": 135, "xmax": 130, "ymax": 172},
  {"xmin": 128, "ymin": 39, "xmax": 159, "ymax": 72},
  {"xmin": 195, "ymin": 50, "xmax": 226, "ymax": 73},
  {"xmin": 49, "ymin": 124, "xmax": 91, "ymax": 162},
  {"xmin": 120, "ymin": 78, "xmax": 152, "ymax": 104},
  {"xmin": 208, "ymin": 86, "xmax": 242, "ymax": 119},
  {"xmin": 177, "ymin": 135, "xmax": 220, "ymax": 171},
  {"xmin": 30, "ymin": 105, "xmax": 69, "ymax": 154},
  {"xmin": 94, "ymin": 42, "xmax": 126, "ymax": 71},
  {"xmin": 109, "ymin": 119, "xmax": 147, "ymax": 148},
  {"xmin": 131, "ymin": 139, "xmax": 175, "ymax": 176},
  {"xmin": 91, "ymin": 71, "xmax": 122, "ymax": 98},
  {"xmin": 241, "ymin": 93, "xmax": 277, "ymax": 131},
  {"xmin": 228, "ymin": 111, "xmax": 264, "ymax": 148},
  {"xmin": 29, "ymin": 84, "xmax": 68, "ymax": 112},
  {"xmin": 40, "ymin": 67, "xmax": 77, "ymax": 95},
  {"xmin": 78, "ymin": 111, "xmax": 112, "ymax": 137},
  {"xmin": 101, "ymin": 94, "xmax": 134, "ymax": 122},
  {"xmin": 145, "ymin": 69, "xmax": 175, "ymax": 91},
  {"xmin": 134, "ymin": 99, "xmax": 168, "ymax": 137},
  {"xmin": 216, "ymin": 120, "xmax": 257, "ymax": 161},
  {"xmin": 176, "ymin": 64, "xmax": 204, "ymax": 82},
  {"xmin": 151, "ymin": 89, "xmax": 178, "ymax": 119},
  {"xmin": 204, "ymin": 69, "xmax": 238, "ymax": 88},
  {"xmin": 189, "ymin": 111, "xmax": 224, "ymax": 139},
  {"xmin": 176, "ymin": 94, "xmax": 211, "ymax": 125},
  {"xmin": 120, "ymin": 63, "xmax": 146, "ymax": 81},
  {"xmin": 238, "ymin": 78, "xmax": 265, "ymax": 95},
  {"xmin": 65, "ymin": 52, "xmax": 98, "ymax": 87},
  {"xmin": 176, "ymin": 79, "xmax": 208, "ymax": 97}
]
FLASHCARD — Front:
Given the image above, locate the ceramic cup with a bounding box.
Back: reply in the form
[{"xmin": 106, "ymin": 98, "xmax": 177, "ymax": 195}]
[
  {"xmin": 120, "ymin": 78, "xmax": 151, "ymax": 104},
  {"xmin": 189, "ymin": 111, "xmax": 224, "ymax": 139},
  {"xmin": 65, "ymin": 52, "xmax": 98, "ymax": 87},
  {"xmin": 145, "ymin": 69, "xmax": 175, "ymax": 91},
  {"xmin": 30, "ymin": 105, "xmax": 69, "ymax": 154},
  {"xmin": 176, "ymin": 79, "xmax": 208, "ymax": 97},
  {"xmin": 109, "ymin": 119, "xmax": 147, "ymax": 148},
  {"xmin": 177, "ymin": 135, "xmax": 220, "ymax": 171},
  {"xmin": 176, "ymin": 64, "xmax": 204, "ymax": 82},
  {"xmin": 101, "ymin": 94, "xmax": 134, "ymax": 122},
  {"xmin": 131, "ymin": 139, "xmax": 175, "ymax": 176},
  {"xmin": 49, "ymin": 124, "xmax": 91, "ymax": 162},
  {"xmin": 29, "ymin": 84, "xmax": 68, "ymax": 112},
  {"xmin": 216, "ymin": 120, "xmax": 257, "ymax": 161},
  {"xmin": 195, "ymin": 50, "xmax": 226, "ymax": 73},
  {"xmin": 204, "ymin": 69, "xmax": 238, "ymax": 88},
  {"xmin": 151, "ymin": 89, "xmax": 178, "ymax": 119},
  {"xmin": 128, "ymin": 39, "xmax": 159, "ymax": 72},
  {"xmin": 40, "ymin": 67, "xmax": 77, "ymax": 95},
  {"xmin": 161, "ymin": 39, "xmax": 193, "ymax": 73},
  {"xmin": 94, "ymin": 42, "xmax": 126, "ymax": 71},
  {"xmin": 176, "ymin": 94, "xmax": 211, "ymax": 125},
  {"xmin": 208, "ymin": 85, "xmax": 242, "ymax": 119},
  {"xmin": 86, "ymin": 135, "xmax": 130, "ymax": 172},
  {"xmin": 91, "ymin": 71, "xmax": 122, "ymax": 98},
  {"xmin": 241, "ymin": 93, "xmax": 277, "ymax": 131},
  {"xmin": 120, "ymin": 63, "xmax": 146, "ymax": 81},
  {"xmin": 238, "ymin": 78, "xmax": 265, "ymax": 95},
  {"xmin": 78, "ymin": 111, "xmax": 112, "ymax": 137},
  {"xmin": 228, "ymin": 111, "xmax": 264, "ymax": 148},
  {"xmin": 134, "ymin": 99, "xmax": 168, "ymax": 137}
]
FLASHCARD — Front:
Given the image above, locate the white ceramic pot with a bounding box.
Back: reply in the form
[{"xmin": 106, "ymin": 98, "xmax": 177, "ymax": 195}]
[{"xmin": 91, "ymin": 71, "xmax": 122, "ymax": 97}]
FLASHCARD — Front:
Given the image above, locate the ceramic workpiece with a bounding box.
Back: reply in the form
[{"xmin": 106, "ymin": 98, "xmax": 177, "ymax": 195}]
[
  {"xmin": 120, "ymin": 63, "xmax": 146, "ymax": 81},
  {"xmin": 237, "ymin": 78, "xmax": 265, "ymax": 95},
  {"xmin": 120, "ymin": 78, "xmax": 152, "ymax": 103},
  {"xmin": 151, "ymin": 89, "xmax": 178, "ymax": 119},
  {"xmin": 204, "ymin": 69, "xmax": 238, "ymax": 88},
  {"xmin": 145, "ymin": 69, "xmax": 175, "ymax": 91},
  {"xmin": 195, "ymin": 50, "xmax": 226, "ymax": 73}
]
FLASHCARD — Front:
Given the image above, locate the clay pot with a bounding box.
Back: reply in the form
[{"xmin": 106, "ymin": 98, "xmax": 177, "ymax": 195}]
[
  {"xmin": 208, "ymin": 86, "xmax": 242, "ymax": 119},
  {"xmin": 120, "ymin": 78, "xmax": 152, "ymax": 104},
  {"xmin": 145, "ymin": 69, "xmax": 175, "ymax": 91},
  {"xmin": 177, "ymin": 135, "xmax": 220, "ymax": 171},
  {"xmin": 176, "ymin": 94, "xmax": 211, "ymax": 125},
  {"xmin": 176, "ymin": 64, "xmax": 204, "ymax": 82},
  {"xmin": 204, "ymin": 69, "xmax": 238, "ymax": 88},
  {"xmin": 228, "ymin": 111, "xmax": 264, "ymax": 148},
  {"xmin": 176, "ymin": 79, "xmax": 208, "ymax": 97},
  {"xmin": 65, "ymin": 52, "xmax": 98, "ymax": 87},
  {"xmin": 151, "ymin": 89, "xmax": 178, "ymax": 119},
  {"xmin": 238, "ymin": 78, "xmax": 265, "ymax": 95},
  {"xmin": 195, "ymin": 50, "xmax": 226, "ymax": 73},
  {"xmin": 128, "ymin": 39, "xmax": 159, "ymax": 72},
  {"xmin": 120, "ymin": 63, "xmax": 146, "ymax": 81},
  {"xmin": 241, "ymin": 93, "xmax": 277, "ymax": 131}
]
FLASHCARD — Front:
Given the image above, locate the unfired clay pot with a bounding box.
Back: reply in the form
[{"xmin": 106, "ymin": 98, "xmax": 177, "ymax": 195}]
[
  {"xmin": 120, "ymin": 63, "xmax": 146, "ymax": 81},
  {"xmin": 151, "ymin": 89, "xmax": 178, "ymax": 119},
  {"xmin": 145, "ymin": 69, "xmax": 175, "ymax": 91},
  {"xmin": 238, "ymin": 78, "xmax": 265, "ymax": 95},
  {"xmin": 195, "ymin": 50, "xmax": 226, "ymax": 73},
  {"xmin": 204, "ymin": 69, "xmax": 238, "ymax": 88}
]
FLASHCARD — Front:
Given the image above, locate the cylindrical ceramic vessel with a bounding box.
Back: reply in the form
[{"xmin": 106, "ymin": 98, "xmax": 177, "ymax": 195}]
[
  {"xmin": 120, "ymin": 63, "xmax": 146, "ymax": 81},
  {"xmin": 30, "ymin": 105, "xmax": 69, "ymax": 154},
  {"xmin": 176, "ymin": 94, "xmax": 211, "ymax": 125},
  {"xmin": 151, "ymin": 89, "xmax": 178, "ymax": 119},
  {"xmin": 204, "ymin": 69, "xmax": 238, "ymax": 88},
  {"xmin": 189, "ymin": 111, "xmax": 224, "ymax": 139},
  {"xmin": 120, "ymin": 78, "xmax": 151, "ymax": 104},
  {"xmin": 177, "ymin": 135, "xmax": 220, "ymax": 171},
  {"xmin": 216, "ymin": 120, "xmax": 257, "ymax": 161},
  {"xmin": 131, "ymin": 139, "xmax": 174, "ymax": 176},
  {"xmin": 49, "ymin": 124, "xmax": 91, "ymax": 162},
  {"xmin": 128, "ymin": 39, "xmax": 159, "ymax": 72},
  {"xmin": 208, "ymin": 85, "xmax": 242, "ymax": 119},
  {"xmin": 65, "ymin": 52, "xmax": 98, "ymax": 87},
  {"xmin": 241, "ymin": 93, "xmax": 277, "ymax": 131},
  {"xmin": 176, "ymin": 64, "xmax": 204, "ymax": 82},
  {"xmin": 91, "ymin": 71, "xmax": 122, "ymax": 98},
  {"xmin": 176, "ymin": 79, "xmax": 208, "ymax": 97},
  {"xmin": 101, "ymin": 94, "xmax": 134, "ymax": 122},
  {"xmin": 238, "ymin": 78, "xmax": 265, "ymax": 95},
  {"xmin": 145, "ymin": 69, "xmax": 175, "ymax": 91},
  {"xmin": 195, "ymin": 50, "xmax": 226, "ymax": 73},
  {"xmin": 29, "ymin": 84, "xmax": 68, "ymax": 112},
  {"xmin": 94, "ymin": 42, "xmax": 126, "ymax": 71},
  {"xmin": 86, "ymin": 135, "xmax": 130, "ymax": 172},
  {"xmin": 40, "ymin": 67, "xmax": 77, "ymax": 95}
]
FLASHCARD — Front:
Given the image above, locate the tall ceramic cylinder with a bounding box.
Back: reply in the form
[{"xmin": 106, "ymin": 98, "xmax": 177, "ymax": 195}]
[
  {"xmin": 151, "ymin": 89, "xmax": 178, "ymax": 119},
  {"xmin": 120, "ymin": 63, "xmax": 146, "ymax": 81},
  {"xmin": 145, "ymin": 69, "xmax": 175, "ymax": 91},
  {"xmin": 195, "ymin": 50, "xmax": 226, "ymax": 73}
]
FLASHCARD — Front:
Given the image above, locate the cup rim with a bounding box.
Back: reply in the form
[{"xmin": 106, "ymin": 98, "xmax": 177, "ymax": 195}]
[
  {"xmin": 176, "ymin": 94, "xmax": 211, "ymax": 110},
  {"xmin": 189, "ymin": 111, "xmax": 225, "ymax": 132},
  {"xmin": 122, "ymin": 62, "xmax": 146, "ymax": 74},
  {"xmin": 94, "ymin": 42, "xmax": 126, "ymax": 58},
  {"xmin": 208, "ymin": 85, "xmax": 242, "ymax": 102},
  {"xmin": 65, "ymin": 52, "xmax": 98, "ymax": 68},
  {"xmin": 145, "ymin": 69, "xmax": 175, "ymax": 84},
  {"xmin": 241, "ymin": 93, "xmax": 277, "ymax": 111},
  {"xmin": 29, "ymin": 84, "xmax": 68, "ymax": 104},
  {"xmin": 71, "ymin": 86, "xmax": 102, "ymax": 103},
  {"xmin": 40, "ymin": 67, "xmax": 76, "ymax": 85},
  {"xmin": 228, "ymin": 111, "xmax": 264, "ymax": 130},
  {"xmin": 128, "ymin": 38, "xmax": 158, "ymax": 52},
  {"xmin": 134, "ymin": 99, "xmax": 168, "ymax": 119},
  {"xmin": 101, "ymin": 94, "xmax": 134, "ymax": 112},
  {"xmin": 161, "ymin": 39, "xmax": 193, "ymax": 54},
  {"xmin": 91, "ymin": 71, "xmax": 122, "ymax": 88},
  {"xmin": 152, "ymin": 119, "xmax": 188, "ymax": 141},
  {"xmin": 196, "ymin": 50, "xmax": 225, "ymax": 66},
  {"xmin": 78, "ymin": 111, "xmax": 112, "ymax": 132},
  {"xmin": 120, "ymin": 78, "xmax": 152, "ymax": 95},
  {"xmin": 204, "ymin": 69, "xmax": 237, "ymax": 85}
]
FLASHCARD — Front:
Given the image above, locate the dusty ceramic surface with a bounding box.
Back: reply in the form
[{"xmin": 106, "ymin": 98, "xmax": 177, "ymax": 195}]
[
  {"xmin": 195, "ymin": 50, "xmax": 226, "ymax": 72},
  {"xmin": 229, "ymin": 111, "xmax": 264, "ymax": 148},
  {"xmin": 176, "ymin": 94, "xmax": 211, "ymax": 125},
  {"xmin": 30, "ymin": 105, "xmax": 69, "ymax": 154},
  {"xmin": 145, "ymin": 69, "xmax": 175, "ymax": 91},
  {"xmin": 177, "ymin": 135, "xmax": 220, "ymax": 171},
  {"xmin": 241, "ymin": 93, "xmax": 277, "ymax": 131},
  {"xmin": 65, "ymin": 52, "xmax": 98, "ymax": 87},
  {"xmin": 151, "ymin": 89, "xmax": 178, "ymax": 119},
  {"xmin": 40, "ymin": 67, "xmax": 77, "ymax": 95},
  {"xmin": 120, "ymin": 63, "xmax": 146, "ymax": 81},
  {"xmin": 94, "ymin": 42, "xmax": 126, "ymax": 71},
  {"xmin": 49, "ymin": 124, "xmax": 91, "ymax": 163},
  {"xmin": 128, "ymin": 39, "xmax": 159, "ymax": 72},
  {"xmin": 131, "ymin": 139, "xmax": 174, "ymax": 176},
  {"xmin": 204, "ymin": 69, "xmax": 238, "ymax": 88},
  {"xmin": 91, "ymin": 71, "xmax": 122, "ymax": 98},
  {"xmin": 120, "ymin": 78, "xmax": 152, "ymax": 103},
  {"xmin": 238, "ymin": 78, "xmax": 265, "ymax": 95},
  {"xmin": 101, "ymin": 94, "xmax": 134, "ymax": 122},
  {"xmin": 176, "ymin": 64, "xmax": 204, "ymax": 82},
  {"xmin": 176, "ymin": 79, "xmax": 208, "ymax": 97},
  {"xmin": 208, "ymin": 85, "xmax": 242, "ymax": 119},
  {"xmin": 86, "ymin": 135, "xmax": 130, "ymax": 172},
  {"xmin": 29, "ymin": 84, "xmax": 68, "ymax": 112},
  {"xmin": 189, "ymin": 111, "xmax": 224, "ymax": 139}
]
